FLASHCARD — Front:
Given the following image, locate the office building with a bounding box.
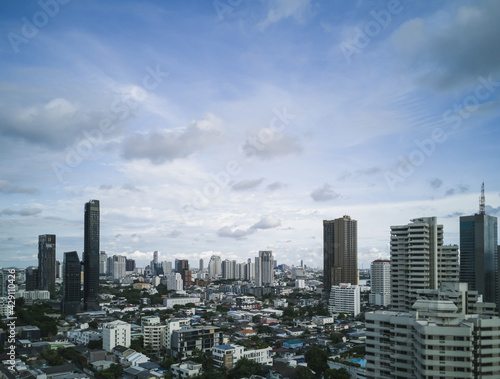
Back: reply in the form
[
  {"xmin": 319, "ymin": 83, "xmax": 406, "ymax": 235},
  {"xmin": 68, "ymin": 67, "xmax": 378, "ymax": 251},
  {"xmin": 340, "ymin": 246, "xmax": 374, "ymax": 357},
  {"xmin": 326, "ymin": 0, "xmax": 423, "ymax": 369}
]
[
  {"xmin": 99, "ymin": 251, "xmax": 107, "ymax": 275},
  {"xmin": 25, "ymin": 266, "xmax": 39, "ymax": 291},
  {"xmin": 102, "ymin": 320, "xmax": 131, "ymax": 352},
  {"xmin": 62, "ymin": 251, "xmax": 81, "ymax": 315},
  {"xmin": 323, "ymin": 216, "xmax": 358, "ymax": 293},
  {"xmin": 255, "ymin": 251, "xmax": 274, "ymax": 287},
  {"xmin": 199, "ymin": 258, "xmax": 204, "ymax": 271},
  {"xmin": 38, "ymin": 234, "xmax": 56, "ymax": 294},
  {"xmin": 126, "ymin": 258, "xmax": 135, "ymax": 272},
  {"xmin": 460, "ymin": 184, "xmax": 499, "ymax": 308},
  {"xmin": 55, "ymin": 260, "xmax": 61, "ymax": 279},
  {"xmin": 369, "ymin": 260, "xmax": 391, "ymax": 307},
  {"xmin": 328, "ymin": 283, "xmax": 360, "ymax": 316},
  {"xmin": 83, "ymin": 199, "xmax": 100, "ymax": 311},
  {"xmin": 390, "ymin": 217, "xmax": 459, "ymax": 312}
]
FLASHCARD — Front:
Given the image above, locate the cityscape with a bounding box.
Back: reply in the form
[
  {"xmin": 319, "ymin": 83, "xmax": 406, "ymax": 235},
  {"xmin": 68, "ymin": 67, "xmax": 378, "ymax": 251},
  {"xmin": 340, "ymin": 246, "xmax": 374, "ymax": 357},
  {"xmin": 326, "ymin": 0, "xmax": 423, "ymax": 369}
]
[{"xmin": 2, "ymin": 1, "xmax": 500, "ymax": 379}]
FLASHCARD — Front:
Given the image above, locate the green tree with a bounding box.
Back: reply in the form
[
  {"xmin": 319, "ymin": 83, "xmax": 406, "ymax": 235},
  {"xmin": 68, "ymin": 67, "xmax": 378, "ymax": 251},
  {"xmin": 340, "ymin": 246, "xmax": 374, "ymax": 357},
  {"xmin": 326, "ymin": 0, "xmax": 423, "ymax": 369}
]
[
  {"xmin": 100, "ymin": 363, "xmax": 123, "ymax": 379},
  {"xmin": 39, "ymin": 348, "xmax": 64, "ymax": 366},
  {"xmin": 325, "ymin": 367, "xmax": 350, "ymax": 379},
  {"xmin": 305, "ymin": 345, "xmax": 328, "ymax": 377},
  {"xmin": 330, "ymin": 333, "xmax": 342, "ymax": 344},
  {"xmin": 296, "ymin": 366, "xmax": 315, "ymax": 379},
  {"xmin": 228, "ymin": 357, "xmax": 263, "ymax": 379},
  {"xmin": 89, "ymin": 320, "xmax": 98, "ymax": 329},
  {"xmin": 88, "ymin": 338, "xmax": 103, "ymax": 350}
]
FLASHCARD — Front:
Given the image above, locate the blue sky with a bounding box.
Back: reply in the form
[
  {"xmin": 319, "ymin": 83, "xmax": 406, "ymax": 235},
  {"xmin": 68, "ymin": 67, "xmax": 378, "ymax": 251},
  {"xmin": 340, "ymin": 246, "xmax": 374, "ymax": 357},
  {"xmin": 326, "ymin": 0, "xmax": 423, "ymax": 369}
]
[{"xmin": 1, "ymin": 0, "xmax": 500, "ymax": 269}]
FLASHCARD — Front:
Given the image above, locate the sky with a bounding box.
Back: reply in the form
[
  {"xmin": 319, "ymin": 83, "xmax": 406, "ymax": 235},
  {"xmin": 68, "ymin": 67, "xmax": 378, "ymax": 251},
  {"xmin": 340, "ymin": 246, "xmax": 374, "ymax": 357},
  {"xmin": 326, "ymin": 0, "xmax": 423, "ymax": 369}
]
[{"xmin": 1, "ymin": 0, "xmax": 500, "ymax": 270}]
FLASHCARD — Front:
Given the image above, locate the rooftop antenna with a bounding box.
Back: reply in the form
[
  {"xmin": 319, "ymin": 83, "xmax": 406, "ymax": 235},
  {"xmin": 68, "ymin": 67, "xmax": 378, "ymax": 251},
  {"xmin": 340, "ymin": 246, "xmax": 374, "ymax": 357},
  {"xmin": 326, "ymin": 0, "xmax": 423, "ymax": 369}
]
[{"xmin": 479, "ymin": 182, "xmax": 485, "ymax": 215}]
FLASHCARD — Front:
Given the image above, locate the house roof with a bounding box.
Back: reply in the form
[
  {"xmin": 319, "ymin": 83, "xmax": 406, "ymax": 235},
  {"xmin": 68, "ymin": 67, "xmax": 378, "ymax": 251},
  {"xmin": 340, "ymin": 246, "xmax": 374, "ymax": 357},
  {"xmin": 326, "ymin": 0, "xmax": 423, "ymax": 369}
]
[{"xmin": 237, "ymin": 329, "xmax": 257, "ymax": 334}]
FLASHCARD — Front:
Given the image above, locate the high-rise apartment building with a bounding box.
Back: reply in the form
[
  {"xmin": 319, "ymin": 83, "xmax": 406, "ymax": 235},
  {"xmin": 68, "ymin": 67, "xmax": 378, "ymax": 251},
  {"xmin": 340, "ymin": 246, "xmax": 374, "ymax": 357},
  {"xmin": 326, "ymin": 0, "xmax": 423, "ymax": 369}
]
[
  {"xmin": 366, "ymin": 284, "xmax": 500, "ymax": 378},
  {"xmin": 390, "ymin": 217, "xmax": 459, "ymax": 312},
  {"xmin": 460, "ymin": 185, "xmax": 499, "ymax": 308},
  {"xmin": 323, "ymin": 216, "xmax": 358, "ymax": 293},
  {"xmin": 176, "ymin": 259, "xmax": 192, "ymax": 287},
  {"xmin": 99, "ymin": 251, "xmax": 107, "ymax": 275},
  {"xmin": 328, "ymin": 283, "xmax": 360, "ymax": 316},
  {"xmin": 255, "ymin": 251, "xmax": 274, "ymax": 287},
  {"xmin": 62, "ymin": 251, "xmax": 81, "ymax": 315},
  {"xmin": 208, "ymin": 255, "xmax": 222, "ymax": 277},
  {"xmin": 38, "ymin": 234, "xmax": 56, "ymax": 294},
  {"xmin": 108, "ymin": 255, "xmax": 126, "ymax": 280},
  {"xmin": 83, "ymin": 200, "xmax": 100, "ymax": 311},
  {"xmin": 369, "ymin": 260, "xmax": 391, "ymax": 306}
]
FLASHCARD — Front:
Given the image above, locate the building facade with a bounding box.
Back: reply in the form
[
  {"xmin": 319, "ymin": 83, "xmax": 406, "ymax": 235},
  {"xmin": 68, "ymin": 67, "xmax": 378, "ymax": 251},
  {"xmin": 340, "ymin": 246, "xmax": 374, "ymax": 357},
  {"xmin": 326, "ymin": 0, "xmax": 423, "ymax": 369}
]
[
  {"xmin": 171, "ymin": 326, "xmax": 224, "ymax": 358},
  {"xmin": 328, "ymin": 283, "xmax": 360, "ymax": 316},
  {"xmin": 323, "ymin": 216, "xmax": 358, "ymax": 293},
  {"xmin": 255, "ymin": 251, "xmax": 274, "ymax": 287},
  {"xmin": 366, "ymin": 298, "xmax": 500, "ymax": 378},
  {"xmin": 62, "ymin": 251, "xmax": 81, "ymax": 315},
  {"xmin": 369, "ymin": 259, "xmax": 391, "ymax": 306},
  {"xmin": 83, "ymin": 199, "xmax": 100, "ymax": 311},
  {"xmin": 102, "ymin": 320, "xmax": 131, "ymax": 352},
  {"xmin": 38, "ymin": 234, "xmax": 56, "ymax": 294},
  {"xmin": 460, "ymin": 211, "xmax": 499, "ymax": 308},
  {"xmin": 390, "ymin": 217, "xmax": 459, "ymax": 312}
]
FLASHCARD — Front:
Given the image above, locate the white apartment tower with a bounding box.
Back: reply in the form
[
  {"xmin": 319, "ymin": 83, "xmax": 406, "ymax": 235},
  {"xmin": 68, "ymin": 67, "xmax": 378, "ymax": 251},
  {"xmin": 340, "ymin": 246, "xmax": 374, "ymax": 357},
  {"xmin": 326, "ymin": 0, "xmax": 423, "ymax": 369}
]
[
  {"xmin": 369, "ymin": 260, "xmax": 391, "ymax": 306},
  {"xmin": 208, "ymin": 255, "xmax": 222, "ymax": 277},
  {"xmin": 255, "ymin": 251, "xmax": 274, "ymax": 287},
  {"xmin": 366, "ymin": 292, "xmax": 500, "ymax": 378},
  {"xmin": 390, "ymin": 217, "xmax": 459, "ymax": 312},
  {"xmin": 329, "ymin": 283, "xmax": 360, "ymax": 316},
  {"xmin": 166, "ymin": 273, "xmax": 183, "ymax": 291},
  {"xmin": 102, "ymin": 320, "xmax": 131, "ymax": 352}
]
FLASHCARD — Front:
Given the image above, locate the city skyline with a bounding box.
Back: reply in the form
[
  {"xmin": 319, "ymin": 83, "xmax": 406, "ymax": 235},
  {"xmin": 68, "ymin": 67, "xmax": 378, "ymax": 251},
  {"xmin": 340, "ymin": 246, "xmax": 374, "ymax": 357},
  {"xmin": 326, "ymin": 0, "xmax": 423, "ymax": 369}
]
[{"xmin": 1, "ymin": 1, "xmax": 500, "ymax": 269}]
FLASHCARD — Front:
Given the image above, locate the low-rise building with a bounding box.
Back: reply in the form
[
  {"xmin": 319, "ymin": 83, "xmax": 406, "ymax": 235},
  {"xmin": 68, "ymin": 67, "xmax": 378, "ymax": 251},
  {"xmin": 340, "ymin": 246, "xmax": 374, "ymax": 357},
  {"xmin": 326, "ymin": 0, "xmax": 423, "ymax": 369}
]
[
  {"xmin": 171, "ymin": 326, "xmax": 224, "ymax": 358},
  {"xmin": 212, "ymin": 344, "xmax": 272, "ymax": 369},
  {"xmin": 170, "ymin": 360, "xmax": 203, "ymax": 378},
  {"xmin": 163, "ymin": 297, "xmax": 200, "ymax": 309}
]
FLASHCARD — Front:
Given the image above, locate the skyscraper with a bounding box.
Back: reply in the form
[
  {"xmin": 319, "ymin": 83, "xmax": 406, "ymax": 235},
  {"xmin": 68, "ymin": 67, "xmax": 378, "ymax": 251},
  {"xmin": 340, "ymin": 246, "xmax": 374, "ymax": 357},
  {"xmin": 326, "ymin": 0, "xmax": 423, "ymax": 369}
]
[
  {"xmin": 99, "ymin": 251, "xmax": 108, "ymax": 275},
  {"xmin": 369, "ymin": 259, "xmax": 391, "ymax": 306},
  {"xmin": 38, "ymin": 234, "xmax": 56, "ymax": 295},
  {"xmin": 83, "ymin": 200, "xmax": 100, "ymax": 311},
  {"xmin": 460, "ymin": 183, "xmax": 499, "ymax": 308},
  {"xmin": 323, "ymin": 216, "xmax": 358, "ymax": 293},
  {"xmin": 390, "ymin": 217, "xmax": 459, "ymax": 312},
  {"xmin": 175, "ymin": 259, "xmax": 192, "ymax": 288},
  {"xmin": 255, "ymin": 251, "xmax": 274, "ymax": 286},
  {"xmin": 199, "ymin": 258, "xmax": 204, "ymax": 271},
  {"xmin": 62, "ymin": 251, "xmax": 81, "ymax": 315},
  {"xmin": 208, "ymin": 255, "xmax": 222, "ymax": 277}
]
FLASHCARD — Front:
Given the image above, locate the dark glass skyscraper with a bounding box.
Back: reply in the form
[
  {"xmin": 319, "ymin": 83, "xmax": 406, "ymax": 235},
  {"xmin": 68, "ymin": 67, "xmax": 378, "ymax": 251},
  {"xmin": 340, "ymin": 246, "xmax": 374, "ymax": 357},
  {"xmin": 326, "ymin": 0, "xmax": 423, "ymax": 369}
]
[
  {"xmin": 460, "ymin": 213, "xmax": 498, "ymax": 307},
  {"xmin": 38, "ymin": 234, "xmax": 56, "ymax": 295},
  {"xmin": 83, "ymin": 200, "xmax": 100, "ymax": 311},
  {"xmin": 323, "ymin": 216, "xmax": 358, "ymax": 293},
  {"xmin": 62, "ymin": 251, "xmax": 81, "ymax": 314}
]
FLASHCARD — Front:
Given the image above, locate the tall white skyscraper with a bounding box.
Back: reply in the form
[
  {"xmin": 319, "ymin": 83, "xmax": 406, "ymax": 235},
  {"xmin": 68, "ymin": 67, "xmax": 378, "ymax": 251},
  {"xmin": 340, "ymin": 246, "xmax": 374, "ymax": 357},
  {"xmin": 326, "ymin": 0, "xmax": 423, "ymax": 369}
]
[
  {"xmin": 369, "ymin": 260, "xmax": 391, "ymax": 306},
  {"xmin": 390, "ymin": 217, "xmax": 459, "ymax": 312},
  {"xmin": 208, "ymin": 255, "xmax": 222, "ymax": 277},
  {"xmin": 255, "ymin": 251, "xmax": 274, "ymax": 286}
]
